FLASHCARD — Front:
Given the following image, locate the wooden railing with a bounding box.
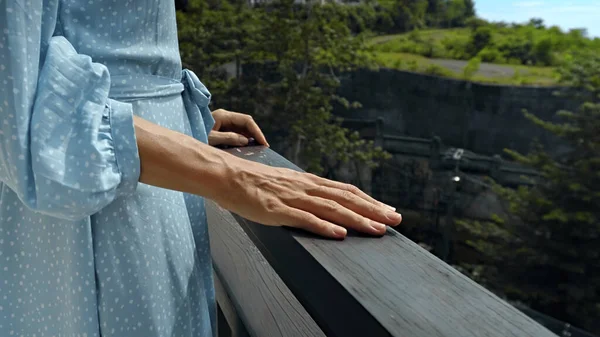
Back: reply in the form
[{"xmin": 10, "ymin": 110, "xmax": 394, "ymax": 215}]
[{"xmin": 207, "ymin": 145, "xmax": 557, "ymax": 337}]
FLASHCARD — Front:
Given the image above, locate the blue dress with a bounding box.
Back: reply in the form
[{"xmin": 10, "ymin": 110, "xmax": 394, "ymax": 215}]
[{"xmin": 0, "ymin": 1, "xmax": 217, "ymax": 336}]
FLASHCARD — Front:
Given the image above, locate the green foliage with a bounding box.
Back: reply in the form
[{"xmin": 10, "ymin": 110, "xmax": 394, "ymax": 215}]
[
  {"xmin": 469, "ymin": 26, "xmax": 493, "ymax": 56},
  {"xmin": 462, "ymin": 56, "xmax": 480, "ymax": 79},
  {"xmin": 178, "ymin": 0, "xmax": 389, "ymax": 175},
  {"xmin": 531, "ymin": 37, "xmax": 554, "ymax": 66},
  {"xmin": 350, "ymin": 0, "xmax": 476, "ymax": 35},
  {"xmin": 458, "ymin": 51, "xmax": 600, "ymax": 333},
  {"xmin": 423, "ymin": 63, "xmax": 452, "ymax": 76},
  {"xmin": 463, "ymin": 0, "xmax": 476, "ymax": 18},
  {"xmin": 372, "ymin": 50, "xmax": 558, "ymax": 86},
  {"xmin": 465, "ymin": 16, "xmax": 488, "ymax": 30},
  {"xmin": 476, "ymin": 47, "xmax": 505, "ymax": 63},
  {"xmin": 371, "ymin": 22, "xmax": 600, "ymax": 67}
]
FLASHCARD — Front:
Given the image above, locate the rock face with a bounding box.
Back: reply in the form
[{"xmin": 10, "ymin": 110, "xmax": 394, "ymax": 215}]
[
  {"xmin": 335, "ymin": 68, "xmax": 578, "ymax": 157},
  {"xmin": 331, "ymin": 67, "xmax": 575, "ymax": 222}
]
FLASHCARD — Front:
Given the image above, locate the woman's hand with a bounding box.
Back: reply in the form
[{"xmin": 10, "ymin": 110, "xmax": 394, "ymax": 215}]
[
  {"xmin": 208, "ymin": 109, "xmax": 270, "ymax": 147},
  {"xmin": 135, "ymin": 115, "xmax": 400, "ymax": 240},
  {"xmin": 212, "ymin": 157, "xmax": 402, "ymax": 240}
]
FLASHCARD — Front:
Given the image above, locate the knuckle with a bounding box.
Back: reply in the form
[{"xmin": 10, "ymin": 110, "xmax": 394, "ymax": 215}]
[
  {"xmin": 368, "ymin": 203, "xmax": 379, "ymax": 214},
  {"xmin": 322, "ymin": 200, "xmax": 339, "ymax": 212},
  {"xmin": 339, "ymin": 190, "xmax": 355, "ymax": 202},
  {"xmin": 263, "ymin": 198, "xmax": 280, "ymax": 214},
  {"xmin": 347, "ymin": 184, "xmax": 361, "ymax": 194},
  {"xmin": 305, "ymin": 173, "xmax": 320, "ymax": 181},
  {"xmin": 313, "ymin": 185, "xmax": 328, "ymax": 195},
  {"xmin": 294, "ymin": 212, "xmax": 317, "ymax": 229}
]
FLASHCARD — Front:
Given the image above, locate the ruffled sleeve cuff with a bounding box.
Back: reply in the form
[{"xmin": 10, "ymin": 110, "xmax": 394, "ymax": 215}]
[{"xmin": 106, "ymin": 99, "xmax": 141, "ymax": 198}]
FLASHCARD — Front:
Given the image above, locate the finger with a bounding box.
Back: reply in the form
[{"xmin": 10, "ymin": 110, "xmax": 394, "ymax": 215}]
[
  {"xmin": 242, "ymin": 116, "xmax": 269, "ymax": 147},
  {"xmin": 208, "ymin": 131, "xmax": 249, "ymax": 147},
  {"xmin": 307, "ymin": 186, "xmax": 402, "ymax": 226},
  {"xmin": 307, "ymin": 174, "xmax": 397, "ymax": 211},
  {"xmin": 226, "ymin": 114, "xmax": 270, "ymax": 147},
  {"xmin": 287, "ymin": 195, "xmax": 387, "ymax": 236},
  {"xmin": 280, "ymin": 205, "xmax": 347, "ymax": 239}
]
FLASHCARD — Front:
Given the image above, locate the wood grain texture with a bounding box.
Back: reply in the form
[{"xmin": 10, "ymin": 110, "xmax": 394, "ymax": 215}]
[
  {"xmin": 222, "ymin": 145, "xmax": 558, "ymax": 337},
  {"xmin": 214, "ymin": 271, "xmax": 250, "ymax": 337},
  {"xmin": 206, "ymin": 199, "xmax": 326, "ymax": 337}
]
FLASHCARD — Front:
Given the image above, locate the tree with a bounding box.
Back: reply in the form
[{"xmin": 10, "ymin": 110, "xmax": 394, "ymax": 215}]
[
  {"xmin": 379, "ymin": 0, "xmax": 428, "ymax": 32},
  {"xmin": 463, "ymin": 0, "xmax": 476, "ymax": 18},
  {"xmin": 425, "ymin": 0, "xmax": 444, "ymax": 27},
  {"xmin": 528, "ymin": 18, "xmax": 545, "ymax": 29},
  {"xmin": 177, "ymin": 0, "xmax": 390, "ymax": 175},
  {"xmin": 468, "ymin": 26, "xmax": 493, "ymax": 56},
  {"xmin": 446, "ymin": 0, "xmax": 467, "ymax": 27},
  {"xmin": 456, "ymin": 51, "xmax": 600, "ymax": 334},
  {"xmin": 177, "ymin": 0, "xmax": 259, "ymax": 92}
]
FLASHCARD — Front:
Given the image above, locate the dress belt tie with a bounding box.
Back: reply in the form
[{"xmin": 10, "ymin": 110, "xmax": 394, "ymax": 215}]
[{"xmin": 109, "ymin": 69, "xmax": 215, "ymax": 143}]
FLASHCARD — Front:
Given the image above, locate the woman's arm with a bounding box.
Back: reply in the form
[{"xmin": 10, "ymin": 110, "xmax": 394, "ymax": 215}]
[
  {"xmin": 134, "ymin": 116, "xmax": 402, "ymax": 239},
  {"xmin": 0, "ymin": 4, "xmax": 139, "ymax": 220},
  {"xmin": 1, "ymin": 3, "xmax": 399, "ymax": 235}
]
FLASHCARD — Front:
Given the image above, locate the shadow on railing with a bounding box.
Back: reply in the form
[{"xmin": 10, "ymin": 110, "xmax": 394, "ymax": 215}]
[{"xmin": 207, "ymin": 145, "xmax": 558, "ymax": 337}]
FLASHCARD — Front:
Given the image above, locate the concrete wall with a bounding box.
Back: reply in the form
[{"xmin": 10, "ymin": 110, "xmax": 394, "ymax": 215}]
[{"xmin": 335, "ymin": 68, "xmax": 578, "ymax": 156}]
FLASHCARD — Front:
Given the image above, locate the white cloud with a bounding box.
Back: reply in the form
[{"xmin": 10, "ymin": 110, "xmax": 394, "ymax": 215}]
[{"xmin": 546, "ymin": 5, "xmax": 600, "ymax": 14}]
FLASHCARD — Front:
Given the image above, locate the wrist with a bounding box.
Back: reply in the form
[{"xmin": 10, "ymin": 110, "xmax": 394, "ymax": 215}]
[
  {"xmin": 135, "ymin": 116, "xmax": 235, "ymax": 198},
  {"xmin": 188, "ymin": 142, "xmax": 241, "ymax": 200}
]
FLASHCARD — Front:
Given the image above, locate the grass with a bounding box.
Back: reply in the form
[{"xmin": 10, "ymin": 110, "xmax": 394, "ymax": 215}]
[
  {"xmin": 372, "ymin": 51, "xmax": 559, "ymax": 86},
  {"xmin": 373, "ymin": 52, "xmax": 453, "ymax": 75},
  {"xmin": 368, "ymin": 28, "xmax": 468, "ymax": 46},
  {"xmin": 369, "ymin": 29, "xmax": 471, "ymax": 59},
  {"xmin": 368, "ymin": 29, "xmax": 560, "ymax": 86}
]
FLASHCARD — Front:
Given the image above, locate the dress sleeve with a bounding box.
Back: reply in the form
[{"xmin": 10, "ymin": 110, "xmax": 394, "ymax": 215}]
[{"xmin": 0, "ymin": 1, "xmax": 140, "ymax": 220}]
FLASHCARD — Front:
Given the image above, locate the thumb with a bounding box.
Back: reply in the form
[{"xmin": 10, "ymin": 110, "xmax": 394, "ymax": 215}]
[{"xmin": 209, "ymin": 131, "xmax": 250, "ymax": 147}]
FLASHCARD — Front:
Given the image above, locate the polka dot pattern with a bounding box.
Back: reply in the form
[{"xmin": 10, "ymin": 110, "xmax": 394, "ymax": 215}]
[{"xmin": 1, "ymin": 1, "xmax": 216, "ymax": 336}]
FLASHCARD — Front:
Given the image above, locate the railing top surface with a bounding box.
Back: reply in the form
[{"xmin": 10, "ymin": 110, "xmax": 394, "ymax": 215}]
[{"xmin": 216, "ymin": 145, "xmax": 556, "ymax": 337}]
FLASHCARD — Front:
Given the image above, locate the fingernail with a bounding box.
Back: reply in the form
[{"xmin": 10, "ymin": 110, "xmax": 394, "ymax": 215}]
[
  {"xmin": 371, "ymin": 221, "xmax": 387, "ymax": 232},
  {"xmin": 333, "ymin": 227, "xmax": 347, "ymax": 238},
  {"xmin": 386, "ymin": 211, "xmax": 402, "ymax": 223}
]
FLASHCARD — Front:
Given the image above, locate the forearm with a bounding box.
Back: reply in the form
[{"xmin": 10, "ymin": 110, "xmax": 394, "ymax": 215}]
[
  {"xmin": 134, "ymin": 116, "xmax": 235, "ymax": 200},
  {"xmin": 133, "ymin": 117, "xmax": 401, "ymax": 240}
]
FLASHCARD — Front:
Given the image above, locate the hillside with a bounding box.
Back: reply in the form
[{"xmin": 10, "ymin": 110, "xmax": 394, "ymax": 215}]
[
  {"xmin": 368, "ymin": 25, "xmax": 600, "ymax": 86},
  {"xmin": 371, "ymin": 50, "xmax": 558, "ymax": 86}
]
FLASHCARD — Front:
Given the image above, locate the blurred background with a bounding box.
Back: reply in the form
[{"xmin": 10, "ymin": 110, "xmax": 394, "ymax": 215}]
[{"xmin": 176, "ymin": 1, "xmax": 600, "ymax": 335}]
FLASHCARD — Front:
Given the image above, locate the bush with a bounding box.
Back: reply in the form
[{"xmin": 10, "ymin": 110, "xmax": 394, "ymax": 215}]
[
  {"xmin": 442, "ymin": 37, "xmax": 471, "ymax": 60},
  {"xmin": 406, "ymin": 60, "xmax": 419, "ymax": 71},
  {"xmin": 497, "ymin": 35, "xmax": 533, "ymax": 64},
  {"xmin": 469, "ymin": 26, "xmax": 493, "ymax": 56},
  {"xmin": 345, "ymin": 5, "xmax": 377, "ymax": 34},
  {"xmin": 371, "ymin": 17, "xmax": 600, "ymax": 68},
  {"xmin": 463, "ymin": 56, "xmax": 481, "ymax": 79},
  {"xmin": 424, "ymin": 64, "xmax": 452, "ymax": 76},
  {"xmin": 465, "ymin": 17, "xmax": 489, "ymax": 30},
  {"xmin": 532, "ymin": 37, "xmax": 554, "ymax": 66},
  {"xmin": 392, "ymin": 59, "xmax": 404, "ymax": 69},
  {"xmin": 477, "ymin": 47, "xmax": 505, "ymax": 63}
]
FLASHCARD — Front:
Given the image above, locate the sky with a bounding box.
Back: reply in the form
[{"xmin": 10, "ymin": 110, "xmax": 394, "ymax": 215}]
[{"xmin": 475, "ymin": 0, "xmax": 600, "ymax": 37}]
